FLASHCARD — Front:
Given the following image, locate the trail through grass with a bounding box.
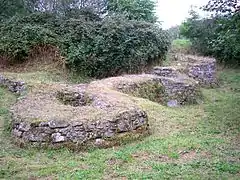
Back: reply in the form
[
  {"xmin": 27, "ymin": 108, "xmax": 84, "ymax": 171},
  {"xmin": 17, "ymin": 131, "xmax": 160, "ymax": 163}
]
[{"xmin": 0, "ymin": 68, "xmax": 239, "ymax": 179}]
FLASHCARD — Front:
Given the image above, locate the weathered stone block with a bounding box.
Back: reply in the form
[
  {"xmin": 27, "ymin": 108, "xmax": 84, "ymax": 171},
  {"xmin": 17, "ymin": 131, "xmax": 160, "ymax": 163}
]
[{"xmin": 51, "ymin": 133, "xmax": 66, "ymax": 143}]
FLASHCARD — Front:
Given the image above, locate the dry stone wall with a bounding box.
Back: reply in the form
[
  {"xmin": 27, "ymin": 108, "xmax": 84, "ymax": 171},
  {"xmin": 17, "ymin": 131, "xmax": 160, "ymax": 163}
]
[
  {"xmin": 152, "ymin": 55, "xmax": 217, "ymax": 106},
  {"xmin": 172, "ymin": 54, "xmax": 217, "ymax": 86},
  {"xmin": 10, "ymin": 80, "xmax": 150, "ymax": 148},
  {"xmin": 186, "ymin": 56, "xmax": 217, "ymax": 86},
  {"xmin": 12, "ymin": 108, "xmax": 148, "ymax": 146},
  {"xmin": 0, "ymin": 74, "xmax": 26, "ymax": 94}
]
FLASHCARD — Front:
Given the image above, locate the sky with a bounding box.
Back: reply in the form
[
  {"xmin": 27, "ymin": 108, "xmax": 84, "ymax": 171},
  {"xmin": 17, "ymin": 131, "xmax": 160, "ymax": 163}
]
[{"xmin": 156, "ymin": 0, "xmax": 209, "ymax": 29}]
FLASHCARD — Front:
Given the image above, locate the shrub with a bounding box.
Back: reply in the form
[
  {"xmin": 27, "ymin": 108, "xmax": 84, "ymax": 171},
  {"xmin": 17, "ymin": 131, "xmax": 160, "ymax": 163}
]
[
  {"xmin": 0, "ymin": 13, "xmax": 170, "ymax": 77},
  {"xmin": 0, "ymin": 15, "xmax": 59, "ymax": 61},
  {"xmin": 65, "ymin": 15, "xmax": 170, "ymax": 77}
]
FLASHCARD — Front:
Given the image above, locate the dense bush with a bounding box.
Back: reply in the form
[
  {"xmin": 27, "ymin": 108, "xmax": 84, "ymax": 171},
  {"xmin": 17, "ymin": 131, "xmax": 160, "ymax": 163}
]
[
  {"xmin": 180, "ymin": 16, "xmax": 216, "ymax": 55},
  {"xmin": 0, "ymin": 12, "xmax": 170, "ymax": 77},
  {"xmin": 108, "ymin": 0, "xmax": 157, "ymax": 23},
  {"xmin": 0, "ymin": 15, "xmax": 58, "ymax": 61},
  {"xmin": 64, "ymin": 15, "xmax": 170, "ymax": 77}
]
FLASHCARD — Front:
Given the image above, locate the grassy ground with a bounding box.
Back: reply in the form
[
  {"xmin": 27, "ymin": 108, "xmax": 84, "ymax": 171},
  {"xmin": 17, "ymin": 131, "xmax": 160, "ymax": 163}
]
[
  {"xmin": 0, "ymin": 68, "xmax": 240, "ymax": 179},
  {"xmin": 164, "ymin": 39, "xmax": 193, "ymax": 66},
  {"xmin": 171, "ymin": 39, "xmax": 192, "ymax": 54}
]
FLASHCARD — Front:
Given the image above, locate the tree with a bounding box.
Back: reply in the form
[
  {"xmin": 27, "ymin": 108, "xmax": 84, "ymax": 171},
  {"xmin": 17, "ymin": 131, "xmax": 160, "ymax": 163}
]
[
  {"xmin": 29, "ymin": 0, "xmax": 108, "ymax": 15},
  {"xmin": 0, "ymin": 0, "xmax": 29, "ymax": 20},
  {"xmin": 180, "ymin": 0, "xmax": 240, "ymax": 65},
  {"xmin": 108, "ymin": 0, "xmax": 157, "ymax": 23},
  {"xmin": 167, "ymin": 25, "xmax": 180, "ymax": 40},
  {"xmin": 203, "ymin": 0, "xmax": 240, "ymax": 14}
]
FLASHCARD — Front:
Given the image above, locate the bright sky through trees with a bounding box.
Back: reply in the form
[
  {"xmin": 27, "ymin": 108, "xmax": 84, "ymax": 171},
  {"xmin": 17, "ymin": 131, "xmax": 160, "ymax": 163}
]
[{"xmin": 156, "ymin": 0, "xmax": 209, "ymax": 29}]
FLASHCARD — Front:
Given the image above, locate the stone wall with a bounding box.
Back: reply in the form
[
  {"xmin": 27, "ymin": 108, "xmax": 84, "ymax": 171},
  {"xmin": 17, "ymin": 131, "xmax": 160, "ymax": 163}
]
[
  {"xmin": 186, "ymin": 56, "xmax": 217, "ymax": 86},
  {"xmin": 152, "ymin": 67, "xmax": 201, "ymax": 107},
  {"xmin": 12, "ymin": 108, "xmax": 148, "ymax": 147},
  {"xmin": 153, "ymin": 67, "xmax": 178, "ymax": 78},
  {"xmin": 0, "ymin": 74, "xmax": 26, "ymax": 94},
  {"xmin": 10, "ymin": 80, "xmax": 150, "ymax": 147},
  {"xmin": 167, "ymin": 54, "xmax": 218, "ymax": 86},
  {"xmin": 151, "ymin": 55, "xmax": 217, "ymax": 106},
  {"xmin": 158, "ymin": 77, "xmax": 201, "ymax": 106}
]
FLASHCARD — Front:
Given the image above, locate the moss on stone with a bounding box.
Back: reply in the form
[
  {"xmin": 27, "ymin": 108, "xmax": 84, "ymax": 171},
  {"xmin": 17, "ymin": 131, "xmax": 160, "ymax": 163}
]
[{"xmin": 120, "ymin": 81, "xmax": 164, "ymax": 104}]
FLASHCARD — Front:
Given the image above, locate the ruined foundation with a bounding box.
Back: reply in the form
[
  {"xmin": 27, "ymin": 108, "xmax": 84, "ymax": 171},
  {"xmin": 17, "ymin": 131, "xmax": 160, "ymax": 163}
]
[{"xmin": 0, "ymin": 54, "xmax": 217, "ymax": 148}]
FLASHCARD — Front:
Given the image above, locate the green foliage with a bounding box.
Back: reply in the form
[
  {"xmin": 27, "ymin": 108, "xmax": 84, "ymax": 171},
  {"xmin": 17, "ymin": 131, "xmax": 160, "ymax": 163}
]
[
  {"xmin": 180, "ymin": 15, "xmax": 216, "ymax": 55},
  {"xmin": 108, "ymin": 0, "xmax": 157, "ymax": 23},
  {"xmin": 0, "ymin": 15, "xmax": 58, "ymax": 61},
  {"xmin": 0, "ymin": 0, "xmax": 108, "ymax": 20},
  {"xmin": 63, "ymin": 15, "xmax": 170, "ymax": 77},
  {"xmin": 0, "ymin": 0, "xmax": 30, "ymax": 21},
  {"xmin": 171, "ymin": 39, "xmax": 192, "ymax": 54},
  {"xmin": 0, "ymin": 11, "xmax": 170, "ymax": 77},
  {"xmin": 203, "ymin": 0, "xmax": 239, "ymax": 14},
  {"xmin": 0, "ymin": 0, "xmax": 170, "ymax": 77},
  {"xmin": 180, "ymin": 3, "xmax": 240, "ymax": 65},
  {"xmin": 167, "ymin": 25, "xmax": 181, "ymax": 40}
]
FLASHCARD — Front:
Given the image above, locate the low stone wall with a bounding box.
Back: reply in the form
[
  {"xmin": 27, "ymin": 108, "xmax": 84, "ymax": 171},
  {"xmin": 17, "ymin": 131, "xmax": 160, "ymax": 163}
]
[
  {"xmin": 0, "ymin": 74, "xmax": 26, "ymax": 94},
  {"xmin": 151, "ymin": 54, "xmax": 217, "ymax": 106},
  {"xmin": 12, "ymin": 108, "xmax": 148, "ymax": 147},
  {"xmin": 153, "ymin": 67, "xmax": 178, "ymax": 78},
  {"xmin": 158, "ymin": 76, "xmax": 201, "ymax": 106},
  {"xmin": 10, "ymin": 72, "xmax": 201, "ymax": 147},
  {"xmin": 10, "ymin": 79, "xmax": 150, "ymax": 147},
  {"xmin": 163, "ymin": 54, "xmax": 218, "ymax": 86},
  {"xmin": 186, "ymin": 56, "xmax": 217, "ymax": 86}
]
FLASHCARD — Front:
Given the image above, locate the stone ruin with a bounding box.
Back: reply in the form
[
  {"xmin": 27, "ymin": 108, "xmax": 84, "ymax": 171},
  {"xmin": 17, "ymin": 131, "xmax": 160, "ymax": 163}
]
[
  {"xmin": 0, "ymin": 54, "xmax": 217, "ymax": 149},
  {"xmin": 0, "ymin": 74, "xmax": 26, "ymax": 94}
]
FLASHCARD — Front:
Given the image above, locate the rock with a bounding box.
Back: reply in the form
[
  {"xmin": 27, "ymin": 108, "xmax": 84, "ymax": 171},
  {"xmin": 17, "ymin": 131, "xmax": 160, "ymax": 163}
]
[
  {"xmin": 48, "ymin": 120, "xmax": 69, "ymax": 129},
  {"xmin": 39, "ymin": 122, "xmax": 49, "ymax": 127},
  {"xmin": 153, "ymin": 67, "xmax": 178, "ymax": 77},
  {"xmin": 22, "ymin": 132, "xmax": 49, "ymax": 142},
  {"xmin": 117, "ymin": 121, "xmax": 130, "ymax": 132},
  {"xmin": 71, "ymin": 121, "xmax": 83, "ymax": 127},
  {"xmin": 18, "ymin": 122, "xmax": 31, "ymax": 132},
  {"xmin": 0, "ymin": 74, "xmax": 26, "ymax": 94},
  {"xmin": 51, "ymin": 133, "xmax": 65, "ymax": 143},
  {"xmin": 59, "ymin": 127, "xmax": 71, "ymax": 135},
  {"xmin": 36, "ymin": 127, "xmax": 53, "ymax": 134},
  {"xmin": 167, "ymin": 100, "xmax": 179, "ymax": 107},
  {"xmin": 95, "ymin": 138, "xmax": 106, "ymax": 146},
  {"xmin": 12, "ymin": 129, "xmax": 22, "ymax": 137},
  {"xmin": 104, "ymin": 130, "xmax": 115, "ymax": 138}
]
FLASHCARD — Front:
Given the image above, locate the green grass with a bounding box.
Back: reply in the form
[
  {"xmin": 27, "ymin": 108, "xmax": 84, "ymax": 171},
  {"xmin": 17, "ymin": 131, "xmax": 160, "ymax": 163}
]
[
  {"xmin": 171, "ymin": 39, "xmax": 192, "ymax": 55},
  {"xmin": 0, "ymin": 68, "xmax": 240, "ymax": 179},
  {"xmin": 164, "ymin": 38, "xmax": 193, "ymax": 65},
  {"xmin": 2, "ymin": 71, "xmax": 92, "ymax": 86},
  {"xmin": 172, "ymin": 39, "xmax": 192, "ymax": 50}
]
